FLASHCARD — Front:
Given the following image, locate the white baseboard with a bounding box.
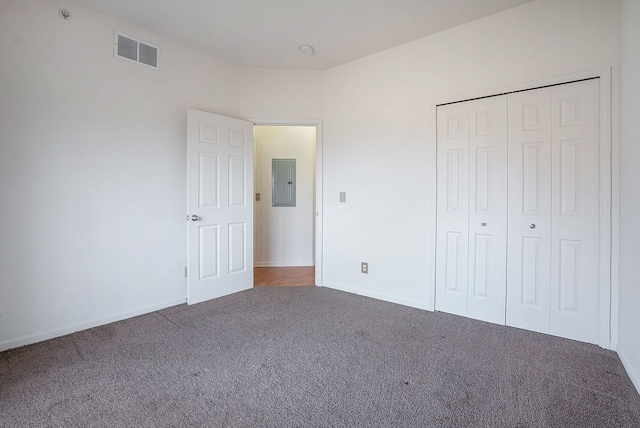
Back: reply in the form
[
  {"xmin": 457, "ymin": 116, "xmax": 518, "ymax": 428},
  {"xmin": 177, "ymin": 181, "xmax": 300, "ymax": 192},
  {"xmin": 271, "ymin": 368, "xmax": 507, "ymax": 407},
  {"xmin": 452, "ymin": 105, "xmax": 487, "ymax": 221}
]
[
  {"xmin": 0, "ymin": 297, "xmax": 187, "ymax": 353},
  {"xmin": 322, "ymin": 281, "xmax": 431, "ymax": 311},
  {"xmin": 254, "ymin": 262, "xmax": 315, "ymax": 267},
  {"xmin": 617, "ymin": 343, "xmax": 640, "ymax": 396}
]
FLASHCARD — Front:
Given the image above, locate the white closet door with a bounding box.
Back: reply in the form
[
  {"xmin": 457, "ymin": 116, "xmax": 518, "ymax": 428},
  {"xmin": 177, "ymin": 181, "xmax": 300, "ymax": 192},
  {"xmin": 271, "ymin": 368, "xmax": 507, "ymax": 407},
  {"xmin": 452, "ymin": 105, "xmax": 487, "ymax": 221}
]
[
  {"xmin": 436, "ymin": 96, "xmax": 508, "ymax": 324},
  {"xmin": 549, "ymin": 79, "xmax": 600, "ymax": 344},
  {"xmin": 467, "ymin": 96, "xmax": 508, "ymax": 324},
  {"xmin": 506, "ymin": 80, "xmax": 601, "ymax": 344},
  {"xmin": 436, "ymin": 103, "xmax": 470, "ymax": 317},
  {"xmin": 506, "ymin": 88, "xmax": 553, "ymax": 335}
]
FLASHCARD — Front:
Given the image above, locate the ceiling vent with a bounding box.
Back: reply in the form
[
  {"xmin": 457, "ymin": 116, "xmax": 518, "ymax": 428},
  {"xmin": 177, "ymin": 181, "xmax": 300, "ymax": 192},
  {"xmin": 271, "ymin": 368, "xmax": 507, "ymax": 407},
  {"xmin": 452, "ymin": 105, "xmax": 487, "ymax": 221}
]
[{"xmin": 114, "ymin": 31, "xmax": 160, "ymax": 70}]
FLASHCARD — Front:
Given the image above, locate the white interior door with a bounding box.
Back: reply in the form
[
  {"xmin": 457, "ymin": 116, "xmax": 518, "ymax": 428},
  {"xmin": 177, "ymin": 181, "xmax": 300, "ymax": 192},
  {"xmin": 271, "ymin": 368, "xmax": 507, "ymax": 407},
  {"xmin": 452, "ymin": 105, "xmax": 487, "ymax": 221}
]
[
  {"xmin": 549, "ymin": 79, "xmax": 600, "ymax": 344},
  {"xmin": 436, "ymin": 102, "xmax": 470, "ymax": 317},
  {"xmin": 435, "ymin": 96, "xmax": 508, "ymax": 324},
  {"xmin": 506, "ymin": 79, "xmax": 601, "ymax": 344},
  {"xmin": 506, "ymin": 88, "xmax": 553, "ymax": 334},
  {"xmin": 187, "ymin": 109, "xmax": 254, "ymax": 305},
  {"xmin": 467, "ymin": 96, "xmax": 508, "ymax": 324},
  {"xmin": 436, "ymin": 79, "xmax": 602, "ymax": 344}
]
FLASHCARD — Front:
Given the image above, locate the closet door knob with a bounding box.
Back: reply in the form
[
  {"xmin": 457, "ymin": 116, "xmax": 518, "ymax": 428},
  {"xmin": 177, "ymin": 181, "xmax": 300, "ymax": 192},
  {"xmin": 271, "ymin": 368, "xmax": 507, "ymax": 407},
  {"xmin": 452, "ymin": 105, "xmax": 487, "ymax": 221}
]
[
  {"xmin": 480, "ymin": 222, "xmax": 487, "ymax": 227},
  {"xmin": 529, "ymin": 223, "xmax": 536, "ymax": 229}
]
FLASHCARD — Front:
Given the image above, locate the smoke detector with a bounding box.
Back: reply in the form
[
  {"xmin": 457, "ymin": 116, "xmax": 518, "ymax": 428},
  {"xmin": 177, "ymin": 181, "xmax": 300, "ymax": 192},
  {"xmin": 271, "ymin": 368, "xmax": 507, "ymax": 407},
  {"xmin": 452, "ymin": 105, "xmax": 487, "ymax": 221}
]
[{"xmin": 299, "ymin": 45, "xmax": 314, "ymax": 55}]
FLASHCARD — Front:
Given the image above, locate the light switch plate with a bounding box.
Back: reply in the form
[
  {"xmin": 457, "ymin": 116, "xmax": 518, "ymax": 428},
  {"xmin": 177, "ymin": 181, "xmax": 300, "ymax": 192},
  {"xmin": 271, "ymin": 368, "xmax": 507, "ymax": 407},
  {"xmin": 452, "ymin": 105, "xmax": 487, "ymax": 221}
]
[
  {"xmin": 256, "ymin": 193, "xmax": 260, "ymax": 201},
  {"xmin": 340, "ymin": 191, "xmax": 346, "ymax": 203}
]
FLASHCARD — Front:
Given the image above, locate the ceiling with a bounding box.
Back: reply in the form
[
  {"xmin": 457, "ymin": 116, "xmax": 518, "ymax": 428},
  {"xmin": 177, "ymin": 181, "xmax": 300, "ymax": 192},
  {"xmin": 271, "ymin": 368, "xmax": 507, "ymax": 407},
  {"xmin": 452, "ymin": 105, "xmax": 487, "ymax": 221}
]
[{"xmin": 69, "ymin": 0, "xmax": 534, "ymax": 70}]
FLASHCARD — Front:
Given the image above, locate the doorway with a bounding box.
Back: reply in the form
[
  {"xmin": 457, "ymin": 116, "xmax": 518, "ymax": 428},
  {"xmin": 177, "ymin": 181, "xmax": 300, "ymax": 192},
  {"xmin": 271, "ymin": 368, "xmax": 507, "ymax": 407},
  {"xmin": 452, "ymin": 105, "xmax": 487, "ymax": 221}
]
[{"xmin": 252, "ymin": 121, "xmax": 322, "ymax": 286}]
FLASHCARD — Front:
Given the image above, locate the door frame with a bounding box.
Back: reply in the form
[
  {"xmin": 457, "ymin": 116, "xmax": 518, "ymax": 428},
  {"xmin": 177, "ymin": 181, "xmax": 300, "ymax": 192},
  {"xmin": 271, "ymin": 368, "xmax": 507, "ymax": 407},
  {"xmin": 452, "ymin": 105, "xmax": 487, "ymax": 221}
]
[
  {"xmin": 249, "ymin": 118, "xmax": 324, "ymax": 286},
  {"xmin": 430, "ymin": 67, "xmax": 613, "ymax": 349}
]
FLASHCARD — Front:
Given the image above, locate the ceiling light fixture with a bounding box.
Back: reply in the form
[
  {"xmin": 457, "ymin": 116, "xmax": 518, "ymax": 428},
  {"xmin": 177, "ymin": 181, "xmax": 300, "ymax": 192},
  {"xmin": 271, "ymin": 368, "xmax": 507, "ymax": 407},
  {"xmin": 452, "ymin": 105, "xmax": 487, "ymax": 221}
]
[
  {"xmin": 58, "ymin": 9, "xmax": 71, "ymax": 20},
  {"xmin": 299, "ymin": 45, "xmax": 314, "ymax": 55}
]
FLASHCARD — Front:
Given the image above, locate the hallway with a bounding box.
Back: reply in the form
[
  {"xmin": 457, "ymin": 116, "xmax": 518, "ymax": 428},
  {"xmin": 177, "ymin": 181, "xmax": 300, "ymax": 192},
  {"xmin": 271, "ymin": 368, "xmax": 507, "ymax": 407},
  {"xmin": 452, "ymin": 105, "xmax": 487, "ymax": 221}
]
[{"xmin": 254, "ymin": 266, "xmax": 315, "ymax": 287}]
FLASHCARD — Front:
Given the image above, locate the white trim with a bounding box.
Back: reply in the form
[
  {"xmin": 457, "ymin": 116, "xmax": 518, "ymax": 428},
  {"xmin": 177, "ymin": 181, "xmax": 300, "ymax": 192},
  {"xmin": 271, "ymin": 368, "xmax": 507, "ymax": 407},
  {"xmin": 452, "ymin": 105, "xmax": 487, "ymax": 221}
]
[
  {"xmin": 618, "ymin": 343, "xmax": 640, "ymax": 396},
  {"xmin": 427, "ymin": 103, "xmax": 438, "ymax": 312},
  {"xmin": 0, "ymin": 298, "xmax": 186, "ymax": 353},
  {"xmin": 431, "ymin": 67, "xmax": 614, "ymax": 349},
  {"xmin": 323, "ymin": 282, "xmax": 431, "ymax": 311},
  {"xmin": 249, "ymin": 118, "xmax": 324, "ymax": 286},
  {"xmin": 603, "ymin": 67, "xmax": 619, "ymax": 350},
  {"xmin": 597, "ymin": 68, "xmax": 613, "ymax": 350}
]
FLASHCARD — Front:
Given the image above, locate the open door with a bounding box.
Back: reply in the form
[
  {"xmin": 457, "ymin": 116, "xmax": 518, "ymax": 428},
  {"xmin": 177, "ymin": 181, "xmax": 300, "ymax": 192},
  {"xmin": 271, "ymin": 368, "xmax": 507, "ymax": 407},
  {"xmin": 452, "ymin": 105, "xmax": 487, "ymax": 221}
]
[{"xmin": 187, "ymin": 109, "xmax": 254, "ymax": 305}]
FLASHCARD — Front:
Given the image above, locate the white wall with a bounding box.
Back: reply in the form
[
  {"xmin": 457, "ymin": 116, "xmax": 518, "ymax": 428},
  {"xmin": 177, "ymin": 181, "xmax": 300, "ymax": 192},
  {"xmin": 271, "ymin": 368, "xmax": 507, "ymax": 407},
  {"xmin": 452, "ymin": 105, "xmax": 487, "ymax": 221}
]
[
  {"xmin": 0, "ymin": 0, "xmax": 323, "ymax": 351},
  {"xmin": 617, "ymin": 0, "xmax": 640, "ymax": 394},
  {"xmin": 254, "ymin": 126, "xmax": 316, "ymax": 266},
  {"xmin": 0, "ymin": 0, "xmax": 222, "ymax": 349},
  {"xmin": 322, "ymin": 0, "xmax": 619, "ymax": 310},
  {"xmin": 240, "ymin": 68, "xmax": 324, "ymax": 120}
]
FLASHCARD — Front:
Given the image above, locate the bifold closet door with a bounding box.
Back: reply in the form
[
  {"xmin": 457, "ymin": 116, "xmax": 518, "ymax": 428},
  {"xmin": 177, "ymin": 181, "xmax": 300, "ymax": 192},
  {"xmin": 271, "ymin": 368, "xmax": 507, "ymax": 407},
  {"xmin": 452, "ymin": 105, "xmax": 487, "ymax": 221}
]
[
  {"xmin": 505, "ymin": 88, "xmax": 553, "ymax": 334},
  {"xmin": 435, "ymin": 96, "xmax": 508, "ymax": 325},
  {"xmin": 506, "ymin": 79, "xmax": 600, "ymax": 344}
]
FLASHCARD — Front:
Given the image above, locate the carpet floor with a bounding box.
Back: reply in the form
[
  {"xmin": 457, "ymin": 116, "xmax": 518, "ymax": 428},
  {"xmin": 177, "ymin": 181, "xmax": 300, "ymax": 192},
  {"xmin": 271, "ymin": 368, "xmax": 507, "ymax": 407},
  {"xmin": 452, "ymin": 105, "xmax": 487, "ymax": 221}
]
[{"xmin": 1, "ymin": 286, "xmax": 639, "ymax": 427}]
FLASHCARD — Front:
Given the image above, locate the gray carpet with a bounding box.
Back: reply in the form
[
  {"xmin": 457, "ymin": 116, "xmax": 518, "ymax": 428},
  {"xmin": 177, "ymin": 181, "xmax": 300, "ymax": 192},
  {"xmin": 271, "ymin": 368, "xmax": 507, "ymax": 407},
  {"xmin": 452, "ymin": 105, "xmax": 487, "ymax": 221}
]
[{"xmin": 1, "ymin": 286, "xmax": 639, "ymax": 427}]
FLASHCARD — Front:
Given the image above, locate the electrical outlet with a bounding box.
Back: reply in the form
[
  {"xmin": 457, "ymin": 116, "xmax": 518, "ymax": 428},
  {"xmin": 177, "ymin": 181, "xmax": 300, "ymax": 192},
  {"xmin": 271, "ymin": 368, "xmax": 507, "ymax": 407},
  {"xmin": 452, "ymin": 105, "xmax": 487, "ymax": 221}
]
[{"xmin": 361, "ymin": 262, "xmax": 368, "ymax": 274}]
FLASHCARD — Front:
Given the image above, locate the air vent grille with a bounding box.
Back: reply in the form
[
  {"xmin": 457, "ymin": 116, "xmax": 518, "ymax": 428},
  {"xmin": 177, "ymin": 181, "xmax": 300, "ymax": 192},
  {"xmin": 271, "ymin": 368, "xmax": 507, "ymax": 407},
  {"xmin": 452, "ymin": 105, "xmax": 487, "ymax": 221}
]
[{"xmin": 114, "ymin": 31, "xmax": 159, "ymax": 70}]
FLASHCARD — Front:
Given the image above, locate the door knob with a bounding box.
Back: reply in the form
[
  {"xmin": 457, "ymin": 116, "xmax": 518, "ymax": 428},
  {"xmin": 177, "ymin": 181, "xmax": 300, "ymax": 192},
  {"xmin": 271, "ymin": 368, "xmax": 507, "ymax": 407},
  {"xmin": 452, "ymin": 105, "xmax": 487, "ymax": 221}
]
[
  {"xmin": 190, "ymin": 215, "xmax": 199, "ymax": 222},
  {"xmin": 480, "ymin": 222, "xmax": 487, "ymax": 227},
  {"xmin": 529, "ymin": 223, "xmax": 536, "ymax": 229}
]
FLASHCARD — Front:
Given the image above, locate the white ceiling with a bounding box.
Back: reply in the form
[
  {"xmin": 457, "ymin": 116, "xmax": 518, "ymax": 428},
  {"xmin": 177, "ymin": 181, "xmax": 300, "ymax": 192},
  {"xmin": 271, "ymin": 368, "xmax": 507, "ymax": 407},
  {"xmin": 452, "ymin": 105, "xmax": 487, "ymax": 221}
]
[{"xmin": 70, "ymin": 0, "xmax": 534, "ymax": 70}]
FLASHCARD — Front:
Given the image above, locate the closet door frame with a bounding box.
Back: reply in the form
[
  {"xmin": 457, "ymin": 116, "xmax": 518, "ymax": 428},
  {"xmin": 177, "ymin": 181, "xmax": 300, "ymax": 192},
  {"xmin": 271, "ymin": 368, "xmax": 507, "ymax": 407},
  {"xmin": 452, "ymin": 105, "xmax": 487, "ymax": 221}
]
[{"xmin": 429, "ymin": 67, "xmax": 613, "ymax": 349}]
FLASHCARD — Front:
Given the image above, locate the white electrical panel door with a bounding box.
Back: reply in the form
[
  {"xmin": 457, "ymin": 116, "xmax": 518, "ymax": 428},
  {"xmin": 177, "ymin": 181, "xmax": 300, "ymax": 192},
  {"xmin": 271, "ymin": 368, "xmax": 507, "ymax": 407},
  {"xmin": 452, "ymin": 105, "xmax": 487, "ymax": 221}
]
[
  {"xmin": 436, "ymin": 96, "xmax": 508, "ymax": 324},
  {"xmin": 187, "ymin": 109, "xmax": 254, "ymax": 305},
  {"xmin": 272, "ymin": 159, "xmax": 296, "ymax": 207}
]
